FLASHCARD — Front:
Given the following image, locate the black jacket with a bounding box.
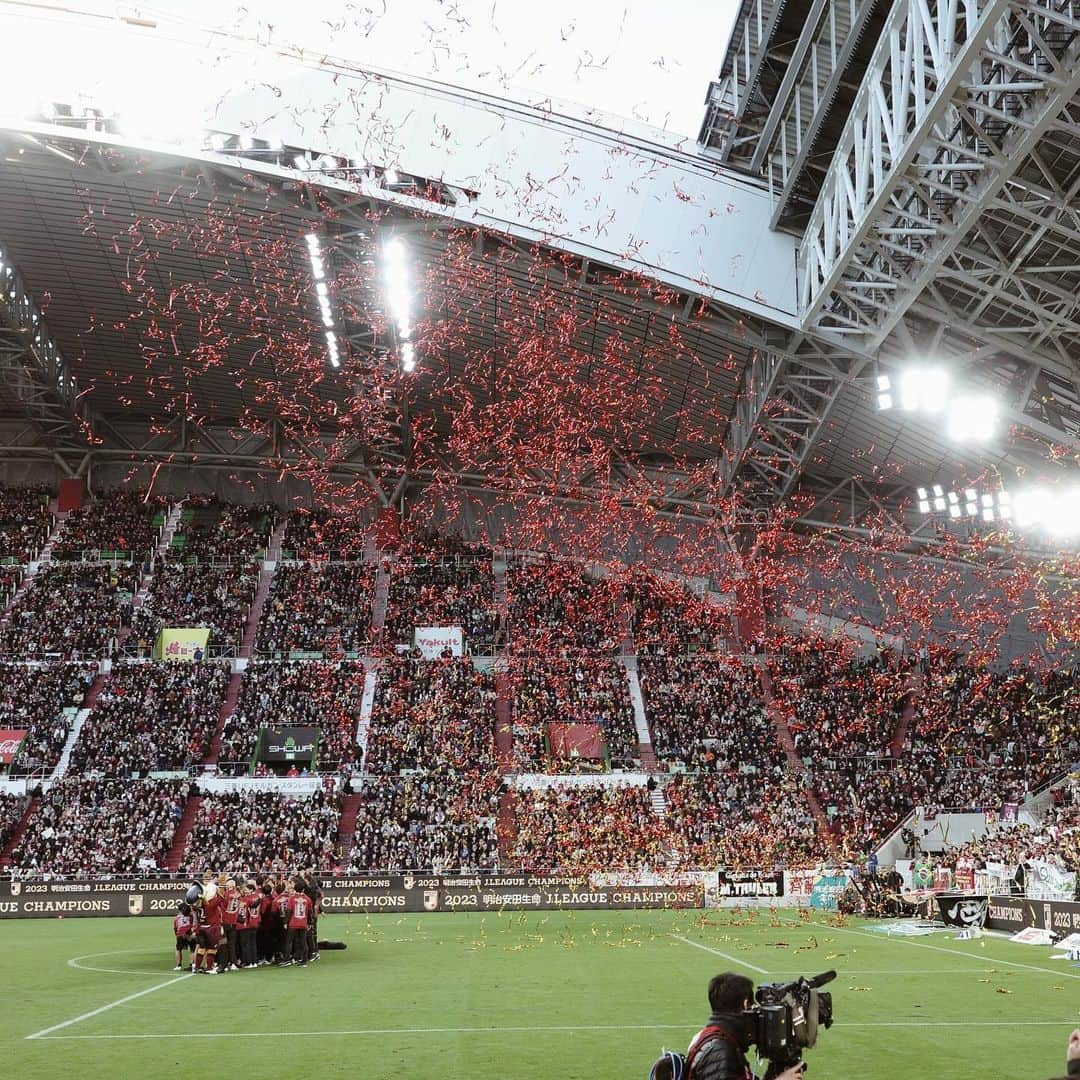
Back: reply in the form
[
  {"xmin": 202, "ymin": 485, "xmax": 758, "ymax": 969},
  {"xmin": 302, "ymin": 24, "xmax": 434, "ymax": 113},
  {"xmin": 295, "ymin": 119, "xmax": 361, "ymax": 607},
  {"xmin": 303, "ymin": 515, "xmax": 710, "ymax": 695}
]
[{"xmin": 688, "ymin": 1012, "xmax": 753, "ymax": 1080}]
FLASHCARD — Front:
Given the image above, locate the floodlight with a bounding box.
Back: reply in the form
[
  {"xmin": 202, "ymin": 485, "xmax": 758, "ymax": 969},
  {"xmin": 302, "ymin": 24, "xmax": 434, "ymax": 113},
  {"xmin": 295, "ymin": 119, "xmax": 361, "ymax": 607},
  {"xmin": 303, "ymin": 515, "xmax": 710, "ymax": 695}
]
[
  {"xmin": 934, "ymin": 496, "xmax": 946, "ymax": 511},
  {"xmin": 981, "ymin": 493, "xmax": 993, "ymax": 508},
  {"xmin": 877, "ymin": 374, "xmax": 891, "ymax": 391},
  {"xmin": 1013, "ymin": 488, "xmax": 1050, "ymax": 528},
  {"xmin": 982, "ymin": 508, "xmax": 994, "ymax": 522},
  {"xmin": 947, "ymin": 491, "xmax": 959, "ymax": 504},
  {"xmin": 385, "ymin": 168, "xmax": 400, "ymax": 185},
  {"xmin": 949, "ymin": 505, "xmax": 961, "ymax": 519},
  {"xmin": 315, "ymin": 282, "xmax": 328, "ymax": 300},
  {"xmin": 877, "ymin": 393, "xmax": 893, "ymax": 411},
  {"xmin": 305, "ymin": 233, "xmax": 320, "ymax": 251},
  {"xmin": 401, "ymin": 342, "xmax": 416, "ymax": 372},
  {"xmin": 900, "ymin": 366, "xmax": 950, "ymax": 412},
  {"xmin": 1045, "ymin": 487, "xmax": 1080, "ymax": 538},
  {"xmin": 918, "ymin": 500, "xmax": 930, "ymax": 513},
  {"xmin": 917, "ymin": 487, "xmax": 928, "ymax": 499},
  {"xmin": 946, "ymin": 393, "xmax": 998, "ymax": 442},
  {"xmin": 932, "ymin": 485, "xmax": 944, "ymax": 497},
  {"xmin": 310, "ymin": 256, "xmax": 325, "ymax": 281}
]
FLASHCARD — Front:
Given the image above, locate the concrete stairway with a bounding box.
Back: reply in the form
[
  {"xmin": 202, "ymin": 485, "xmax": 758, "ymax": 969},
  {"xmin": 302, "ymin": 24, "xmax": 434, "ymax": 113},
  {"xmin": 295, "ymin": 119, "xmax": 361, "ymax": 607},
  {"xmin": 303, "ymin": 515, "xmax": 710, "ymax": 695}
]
[
  {"xmin": 164, "ymin": 795, "xmax": 202, "ymax": 872},
  {"xmin": 356, "ymin": 661, "xmax": 379, "ymax": 768},
  {"xmin": 371, "ymin": 561, "xmax": 391, "ymax": 637},
  {"xmin": 648, "ymin": 785, "xmax": 667, "ymax": 817},
  {"xmin": 336, "ymin": 791, "xmax": 363, "ymax": 859},
  {"xmin": 758, "ymin": 666, "xmax": 833, "ymax": 838},
  {"xmin": 890, "ymin": 668, "xmax": 925, "ymax": 758},
  {"xmin": 492, "ymin": 549, "xmax": 508, "ymax": 648},
  {"xmin": 50, "ymin": 670, "xmax": 109, "ymax": 780},
  {"xmin": 493, "ymin": 667, "xmax": 515, "ymax": 772},
  {"xmin": 204, "ymin": 672, "xmax": 243, "ymax": 769},
  {"xmin": 496, "ymin": 790, "xmax": 518, "ymax": 866},
  {"xmin": 0, "ymin": 797, "xmax": 39, "ymax": 868},
  {"xmin": 621, "ymin": 657, "xmax": 658, "ymax": 771},
  {"xmin": 239, "ymin": 520, "xmax": 286, "ymax": 661}
]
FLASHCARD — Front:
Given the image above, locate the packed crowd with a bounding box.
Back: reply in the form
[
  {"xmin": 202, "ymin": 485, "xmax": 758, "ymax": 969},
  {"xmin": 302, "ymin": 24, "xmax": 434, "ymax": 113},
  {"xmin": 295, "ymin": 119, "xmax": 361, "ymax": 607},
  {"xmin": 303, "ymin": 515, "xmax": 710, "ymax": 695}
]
[
  {"xmin": 66, "ymin": 663, "xmax": 229, "ymax": 777},
  {"xmin": 9, "ymin": 779, "xmax": 191, "ymax": 875},
  {"xmin": 173, "ymin": 499, "xmax": 276, "ymax": 562},
  {"xmin": 508, "ymin": 559, "xmax": 621, "ymax": 653},
  {"xmin": 51, "ymin": 490, "xmax": 165, "ymax": 561},
  {"xmin": 383, "ymin": 553, "xmax": 498, "ymax": 651},
  {"xmin": 180, "ymin": 788, "xmax": 342, "ymax": 874},
  {"xmin": 127, "ymin": 561, "xmax": 259, "ymax": 656},
  {"xmin": 0, "ymin": 791, "xmax": 25, "ymax": 852},
  {"xmin": 511, "ymin": 784, "xmax": 668, "ymax": 872},
  {"xmin": 217, "ymin": 661, "xmax": 367, "ymax": 775},
  {"xmin": 664, "ymin": 772, "xmax": 824, "ymax": 869},
  {"xmin": 508, "ymin": 656, "xmax": 639, "ymax": 770},
  {"xmin": 912, "ymin": 661, "xmax": 1079, "ymax": 809},
  {"xmin": 0, "ymin": 484, "xmax": 52, "ymax": 563},
  {"xmin": 639, "ymin": 657, "xmax": 766, "ymax": 770},
  {"xmin": 0, "ymin": 563, "xmax": 140, "ymax": 659},
  {"xmin": 258, "ymin": 563, "xmax": 375, "ymax": 656},
  {"xmin": 281, "ymin": 508, "xmax": 370, "ymax": 560},
  {"xmin": 628, "ymin": 572, "xmax": 731, "ymax": 656},
  {"xmin": 346, "ymin": 773, "xmax": 500, "ymax": 872},
  {"xmin": 0, "ymin": 662, "xmax": 95, "ymax": 776},
  {"xmin": 366, "ymin": 658, "xmax": 497, "ymax": 776}
]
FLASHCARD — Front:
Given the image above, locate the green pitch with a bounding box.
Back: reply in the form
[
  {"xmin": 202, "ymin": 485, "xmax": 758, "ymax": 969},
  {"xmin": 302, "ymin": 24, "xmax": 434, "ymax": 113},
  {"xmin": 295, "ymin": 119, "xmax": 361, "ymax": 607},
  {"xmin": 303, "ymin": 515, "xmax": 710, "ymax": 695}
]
[{"xmin": 2, "ymin": 908, "xmax": 1077, "ymax": 1079}]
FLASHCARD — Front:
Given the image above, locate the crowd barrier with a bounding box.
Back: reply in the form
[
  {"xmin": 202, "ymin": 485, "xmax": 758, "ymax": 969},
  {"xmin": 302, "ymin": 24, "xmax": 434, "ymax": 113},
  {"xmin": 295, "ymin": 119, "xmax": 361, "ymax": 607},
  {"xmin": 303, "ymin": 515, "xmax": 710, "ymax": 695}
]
[
  {"xmin": 0, "ymin": 867, "xmax": 864, "ymax": 918},
  {"xmin": 985, "ymin": 894, "xmax": 1080, "ymax": 936},
  {"xmin": 0, "ymin": 874, "xmax": 704, "ymax": 919}
]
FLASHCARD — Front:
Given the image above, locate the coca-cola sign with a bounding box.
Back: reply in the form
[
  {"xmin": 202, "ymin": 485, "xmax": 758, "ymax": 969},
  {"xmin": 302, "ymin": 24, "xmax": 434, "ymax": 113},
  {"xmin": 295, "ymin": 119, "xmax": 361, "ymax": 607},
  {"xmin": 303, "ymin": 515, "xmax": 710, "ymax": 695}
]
[{"xmin": 0, "ymin": 729, "xmax": 27, "ymax": 764}]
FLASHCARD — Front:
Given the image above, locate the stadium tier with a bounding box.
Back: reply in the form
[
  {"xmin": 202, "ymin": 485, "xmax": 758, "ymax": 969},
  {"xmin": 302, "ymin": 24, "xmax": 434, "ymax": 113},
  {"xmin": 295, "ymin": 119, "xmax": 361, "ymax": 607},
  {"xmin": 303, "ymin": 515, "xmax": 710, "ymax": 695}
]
[{"xmin": 0, "ymin": 6, "xmax": 1078, "ymax": 1072}]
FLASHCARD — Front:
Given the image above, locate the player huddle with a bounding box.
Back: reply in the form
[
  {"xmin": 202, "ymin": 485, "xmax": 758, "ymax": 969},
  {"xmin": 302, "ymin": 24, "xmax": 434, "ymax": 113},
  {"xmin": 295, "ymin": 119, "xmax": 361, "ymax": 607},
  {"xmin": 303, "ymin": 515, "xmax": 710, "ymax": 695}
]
[{"xmin": 173, "ymin": 870, "xmax": 322, "ymax": 974}]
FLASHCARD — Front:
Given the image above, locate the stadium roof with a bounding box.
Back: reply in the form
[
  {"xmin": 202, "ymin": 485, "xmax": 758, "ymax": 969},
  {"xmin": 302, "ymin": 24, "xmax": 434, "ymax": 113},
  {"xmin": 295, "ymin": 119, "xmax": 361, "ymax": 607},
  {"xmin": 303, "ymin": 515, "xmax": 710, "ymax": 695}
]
[{"xmin": 0, "ymin": 2, "xmax": 1075, "ymax": 557}]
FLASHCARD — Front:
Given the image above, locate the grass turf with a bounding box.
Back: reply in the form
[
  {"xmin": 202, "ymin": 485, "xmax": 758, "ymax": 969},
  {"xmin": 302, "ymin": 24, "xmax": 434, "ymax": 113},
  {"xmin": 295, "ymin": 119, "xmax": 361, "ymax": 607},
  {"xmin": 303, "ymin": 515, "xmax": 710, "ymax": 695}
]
[{"xmin": 2, "ymin": 908, "xmax": 1078, "ymax": 1079}]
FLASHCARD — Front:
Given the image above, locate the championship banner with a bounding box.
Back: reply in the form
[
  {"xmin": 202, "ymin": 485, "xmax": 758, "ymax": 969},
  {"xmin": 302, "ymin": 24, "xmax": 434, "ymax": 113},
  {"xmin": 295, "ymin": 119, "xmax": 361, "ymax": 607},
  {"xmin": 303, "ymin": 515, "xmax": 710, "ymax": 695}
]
[
  {"xmin": 257, "ymin": 726, "xmax": 318, "ymax": 764},
  {"xmin": 713, "ymin": 869, "xmax": 785, "ymax": 900},
  {"xmin": 0, "ymin": 874, "xmax": 705, "ymax": 919},
  {"xmin": 413, "ymin": 626, "xmax": 463, "ymax": 659},
  {"xmin": 936, "ymin": 893, "xmax": 989, "ymax": 929},
  {"xmin": 158, "ymin": 627, "xmax": 211, "ymax": 662},
  {"xmin": 985, "ymin": 895, "xmax": 1080, "ymax": 936},
  {"xmin": 0, "ymin": 729, "xmax": 27, "ymax": 764}
]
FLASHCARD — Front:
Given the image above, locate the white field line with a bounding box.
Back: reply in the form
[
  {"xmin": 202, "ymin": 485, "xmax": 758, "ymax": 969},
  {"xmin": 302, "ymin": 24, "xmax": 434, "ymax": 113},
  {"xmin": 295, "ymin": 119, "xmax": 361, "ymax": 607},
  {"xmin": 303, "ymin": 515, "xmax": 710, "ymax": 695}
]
[
  {"xmin": 671, "ymin": 934, "xmax": 770, "ymax": 974},
  {"xmin": 779, "ymin": 917, "xmax": 1080, "ymax": 982},
  {"xmin": 26, "ymin": 973, "xmax": 192, "ymax": 1040},
  {"xmin": 34, "ymin": 1020, "xmax": 1080, "ymax": 1041}
]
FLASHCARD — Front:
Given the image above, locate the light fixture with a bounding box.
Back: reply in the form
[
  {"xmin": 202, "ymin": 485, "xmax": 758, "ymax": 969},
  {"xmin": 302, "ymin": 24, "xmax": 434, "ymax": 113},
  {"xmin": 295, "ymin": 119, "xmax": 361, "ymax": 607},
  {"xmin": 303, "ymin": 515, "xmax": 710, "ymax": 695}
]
[
  {"xmin": 876, "ymin": 374, "xmax": 893, "ymax": 411},
  {"xmin": 900, "ymin": 366, "xmax": 949, "ymax": 413},
  {"xmin": 381, "ymin": 235, "xmax": 418, "ymax": 372},
  {"xmin": 947, "ymin": 393, "xmax": 998, "ymax": 443},
  {"xmin": 305, "ymin": 232, "xmax": 341, "ymax": 369}
]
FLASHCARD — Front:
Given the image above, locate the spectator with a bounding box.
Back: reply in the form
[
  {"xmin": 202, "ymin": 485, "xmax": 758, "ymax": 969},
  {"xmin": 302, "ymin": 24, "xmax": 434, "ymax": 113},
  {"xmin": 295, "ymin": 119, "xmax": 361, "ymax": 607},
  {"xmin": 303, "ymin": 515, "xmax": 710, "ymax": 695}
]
[
  {"xmin": 0, "ymin": 663, "xmax": 96, "ymax": 776},
  {"xmin": 10, "ymin": 779, "xmax": 190, "ymax": 875},
  {"xmin": 66, "ymin": 662, "xmax": 229, "ymax": 776},
  {"xmin": 51, "ymin": 490, "xmax": 166, "ymax": 561},
  {"xmin": 218, "ymin": 661, "xmax": 366, "ymax": 776},
  {"xmin": 181, "ymin": 788, "xmax": 341, "ymax": 874},
  {"xmin": 0, "ymin": 563, "xmax": 139, "ymax": 659},
  {"xmin": 258, "ymin": 564, "xmax": 375, "ymax": 656}
]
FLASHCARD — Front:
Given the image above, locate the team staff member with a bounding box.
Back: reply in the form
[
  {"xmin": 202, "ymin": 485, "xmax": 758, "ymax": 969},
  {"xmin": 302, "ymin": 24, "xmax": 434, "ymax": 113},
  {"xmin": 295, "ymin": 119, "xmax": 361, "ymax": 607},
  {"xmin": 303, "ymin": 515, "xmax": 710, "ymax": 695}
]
[{"xmin": 173, "ymin": 902, "xmax": 195, "ymax": 971}]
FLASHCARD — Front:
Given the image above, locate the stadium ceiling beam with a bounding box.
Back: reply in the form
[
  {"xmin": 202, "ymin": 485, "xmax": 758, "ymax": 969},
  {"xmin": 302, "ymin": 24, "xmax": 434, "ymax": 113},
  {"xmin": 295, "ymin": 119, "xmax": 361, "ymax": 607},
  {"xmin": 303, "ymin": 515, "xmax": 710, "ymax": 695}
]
[
  {"xmin": 717, "ymin": 338, "xmax": 870, "ymax": 506},
  {"xmin": 798, "ymin": 0, "xmax": 1080, "ymax": 361},
  {"xmin": 0, "ymin": 240, "xmax": 132, "ymax": 462}
]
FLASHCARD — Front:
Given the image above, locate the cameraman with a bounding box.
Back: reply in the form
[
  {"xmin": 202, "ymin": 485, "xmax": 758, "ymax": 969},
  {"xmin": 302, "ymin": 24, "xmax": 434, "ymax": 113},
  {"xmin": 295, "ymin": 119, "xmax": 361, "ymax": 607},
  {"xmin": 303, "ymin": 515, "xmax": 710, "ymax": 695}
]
[{"xmin": 686, "ymin": 973, "xmax": 805, "ymax": 1080}]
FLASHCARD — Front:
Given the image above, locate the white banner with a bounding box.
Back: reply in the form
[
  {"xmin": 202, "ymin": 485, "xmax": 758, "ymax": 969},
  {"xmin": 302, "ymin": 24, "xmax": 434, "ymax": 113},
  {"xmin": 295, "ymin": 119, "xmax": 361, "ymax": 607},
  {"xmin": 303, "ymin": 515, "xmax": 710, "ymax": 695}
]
[
  {"xmin": 413, "ymin": 626, "xmax": 463, "ymax": 658},
  {"xmin": 1028, "ymin": 859, "xmax": 1077, "ymax": 901},
  {"xmin": 198, "ymin": 776, "xmax": 327, "ymax": 796}
]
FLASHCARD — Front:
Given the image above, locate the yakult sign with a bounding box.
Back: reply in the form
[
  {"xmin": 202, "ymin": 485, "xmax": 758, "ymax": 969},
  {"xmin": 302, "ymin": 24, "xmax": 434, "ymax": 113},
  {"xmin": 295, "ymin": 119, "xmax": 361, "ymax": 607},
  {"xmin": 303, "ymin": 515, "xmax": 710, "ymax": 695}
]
[
  {"xmin": 0, "ymin": 729, "xmax": 27, "ymax": 764},
  {"xmin": 413, "ymin": 627, "xmax": 463, "ymax": 658}
]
